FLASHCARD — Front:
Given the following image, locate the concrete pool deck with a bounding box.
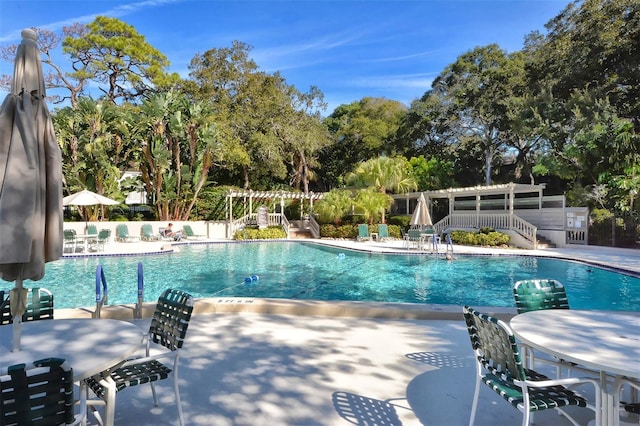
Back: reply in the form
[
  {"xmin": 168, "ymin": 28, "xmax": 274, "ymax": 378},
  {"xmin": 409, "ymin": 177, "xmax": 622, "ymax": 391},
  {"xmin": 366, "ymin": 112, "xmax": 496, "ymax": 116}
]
[{"xmin": 55, "ymin": 239, "xmax": 640, "ymax": 425}]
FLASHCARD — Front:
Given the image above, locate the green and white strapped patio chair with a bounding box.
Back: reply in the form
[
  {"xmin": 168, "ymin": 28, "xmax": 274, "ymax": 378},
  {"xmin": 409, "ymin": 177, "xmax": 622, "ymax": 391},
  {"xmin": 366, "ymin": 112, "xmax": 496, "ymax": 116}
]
[
  {"xmin": 0, "ymin": 287, "xmax": 54, "ymax": 325},
  {"xmin": 85, "ymin": 289, "xmax": 194, "ymax": 426},
  {"xmin": 0, "ymin": 358, "xmax": 86, "ymax": 425},
  {"xmin": 405, "ymin": 229, "xmax": 422, "ymax": 249},
  {"xmin": 63, "ymin": 229, "xmax": 79, "ymax": 253},
  {"xmin": 463, "ymin": 306, "xmax": 600, "ymax": 426},
  {"xmin": 513, "ymin": 279, "xmax": 570, "ymax": 313},
  {"xmin": 512, "ymin": 279, "xmax": 589, "ymax": 377},
  {"xmin": 616, "ymin": 377, "xmax": 640, "ymax": 422}
]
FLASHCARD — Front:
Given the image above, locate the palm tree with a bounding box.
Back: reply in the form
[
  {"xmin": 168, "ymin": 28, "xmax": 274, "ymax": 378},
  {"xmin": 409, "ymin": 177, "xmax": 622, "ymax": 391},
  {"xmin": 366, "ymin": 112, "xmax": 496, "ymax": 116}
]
[
  {"xmin": 353, "ymin": 188, "xmax": 393, "ymax": 225},
  {"xmin": 313, "ymin": 189, "xmax": 353, "ymax": 225},
  {"xmin": 347, "ymin": 156, "xmax": 417, "ymax": 222}
]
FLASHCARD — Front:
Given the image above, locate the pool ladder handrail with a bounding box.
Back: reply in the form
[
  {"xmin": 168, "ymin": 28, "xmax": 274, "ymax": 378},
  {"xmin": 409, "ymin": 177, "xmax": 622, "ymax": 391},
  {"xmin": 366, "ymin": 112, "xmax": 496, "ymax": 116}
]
[
  {"xmin": 134, "ymin": 262, "xmax": 144, "ymax": 319},
  {"xmin": 93, "ymin": 263, "xmax": 144, "ymax": 319},
  {"xmin": 93, "ymin": 265, "xmax": 108, "ymax": 319}
]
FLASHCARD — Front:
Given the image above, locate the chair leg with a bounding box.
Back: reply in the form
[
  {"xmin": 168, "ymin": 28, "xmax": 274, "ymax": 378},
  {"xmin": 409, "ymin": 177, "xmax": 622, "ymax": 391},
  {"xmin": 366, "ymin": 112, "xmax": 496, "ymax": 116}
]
[
  {"xmin": 102, "ymin": 376, "xmax": 117, "ymax": 426},
  {"xmin": 174, "ymin": 371, "xmax": 184, "ymax": 426},
  {"xmin": 150, "ymin": 381, "xmax": 158, "ymax": 406},
  {"xmin": 469, "ymin": 375, "xmax": 481, "ymax": 426}
]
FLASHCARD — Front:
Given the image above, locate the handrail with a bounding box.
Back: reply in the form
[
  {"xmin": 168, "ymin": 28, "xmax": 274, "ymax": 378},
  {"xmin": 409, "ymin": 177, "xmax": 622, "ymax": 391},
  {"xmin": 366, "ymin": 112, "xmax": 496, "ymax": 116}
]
[
  {"xmin": 308, "ymin": 215, "xmax": 320, "ymax": 238},
  {"xmin": 280, "ymin": 213, "xmax": 290, "ymax": 239},
  {"xmin": 94, "ymin": 265, "xmax": 108, "ymax": 319},
  {"xmin": 134, "ymin": 262, "xmax": 144, "ymax": 319},
  {"xmin": 434, "ymin": 213, "xmax": 537, "ymax": 249}
]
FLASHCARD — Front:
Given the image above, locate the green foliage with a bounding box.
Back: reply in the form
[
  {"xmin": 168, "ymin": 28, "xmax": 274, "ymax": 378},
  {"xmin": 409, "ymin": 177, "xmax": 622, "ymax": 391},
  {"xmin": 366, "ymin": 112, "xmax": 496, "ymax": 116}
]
[
  {"xmin": 63, "ymin": 16, "xmax": 179, "ymax": 103},
  {"xmin": 313, "ymin": 189, "xmax": 354, "ymax": 225},
  {"xmin": 408, "ymin": 155, "xmax": 456, "ymax": 190},
  {"xmin": 319, "ymin": 98, "xmax": 408, "ymax": 188},
  {"xmin": 319, "ymin": 224, "xmax": 357, "ymax": 239},
  {"xmin": 233, "ymin": 226, "xmax": 286, "ymax": 240},
  {"xmin": 449, "ymin": 230, "xmax": 510, "ymax": 246},
  {"xmin": 387, "ymin": 215, "xmax": 411, "ymax": 229},
  {"xmin": 353, "ymin": 188, "xmax": 394, "ymax": 224},
  {"xmin": 318, "ymin": 223, "xmax": 401, "ymax": 239},
  {"xmin": 590, "ymin": 208, "xmax": 614, "ymax": 224}
]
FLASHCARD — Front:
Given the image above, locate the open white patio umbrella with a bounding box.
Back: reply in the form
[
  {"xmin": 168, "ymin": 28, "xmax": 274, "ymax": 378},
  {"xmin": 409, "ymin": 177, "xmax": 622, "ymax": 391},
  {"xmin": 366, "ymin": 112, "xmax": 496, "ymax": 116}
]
[
  {"xmin": 0, "ymin": 29, "xmax": 63, "ymax": 351},
  {"xmin": 63, "ymin": 189, "xmax": 120, "ymax": 231},
  {"xmin": 410, "ymin": 193, "xmax": 432, "ymax": 228}
]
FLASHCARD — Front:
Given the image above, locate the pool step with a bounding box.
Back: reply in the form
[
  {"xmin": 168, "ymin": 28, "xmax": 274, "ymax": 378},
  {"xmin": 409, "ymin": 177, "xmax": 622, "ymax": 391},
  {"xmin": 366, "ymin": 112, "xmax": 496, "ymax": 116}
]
[
  {"xmin": 288, "ymin": 221, "xmax": 314, "ymax": 239},
  {"xmin": 536, "ymin": 235, "xmax": 556, "ymax": 248}
]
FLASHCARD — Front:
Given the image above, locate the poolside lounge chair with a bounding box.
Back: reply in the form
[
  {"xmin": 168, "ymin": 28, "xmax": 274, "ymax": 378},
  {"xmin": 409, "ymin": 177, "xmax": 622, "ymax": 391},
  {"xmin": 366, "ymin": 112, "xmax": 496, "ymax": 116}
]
[
  {"xmin": 85, "ymin": 289, "xmax": 194, "ymax": 426},
  {"xmin": 115, "ymin": 224, "xmax": 138, "ymax": 242},
  {"xmin": 463, "ymin": 305, "xmax": 600, "ymax": 426},
  {"xmin": 182, "ymin": 224, "xmax": 206, "ymax": 240},
  {"xmin": 140, "ymin": 223, "xmax": 160, "ymax": 241},
  {"xmin": 357, "ymin": 224, "xmax": 370, "ymax": 241},
  {"xmin": 377, "ymin": 224, "xmax": 390, "ymax": 241},
  {"xmin": 0, "ymin": 358, "xmax": 86, "ymax": 425},
  {"xmin": 0, "ymin": 287, "xmax": 54, "ymax": 325}
]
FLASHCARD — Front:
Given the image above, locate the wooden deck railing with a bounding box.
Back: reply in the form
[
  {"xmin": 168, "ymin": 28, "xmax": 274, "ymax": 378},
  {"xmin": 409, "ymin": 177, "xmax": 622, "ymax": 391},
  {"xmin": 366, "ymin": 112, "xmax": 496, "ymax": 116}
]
[{"xmin": 433, "ymin": 213, "xmax": 537, "ymax": 248}]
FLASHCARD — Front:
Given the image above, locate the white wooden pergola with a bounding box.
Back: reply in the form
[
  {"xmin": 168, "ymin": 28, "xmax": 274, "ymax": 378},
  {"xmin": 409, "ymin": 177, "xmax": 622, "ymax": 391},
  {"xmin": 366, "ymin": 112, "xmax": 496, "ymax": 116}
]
[{"xmin": 226, "ymin": 190, "xmax": 324, "ymax": 221}]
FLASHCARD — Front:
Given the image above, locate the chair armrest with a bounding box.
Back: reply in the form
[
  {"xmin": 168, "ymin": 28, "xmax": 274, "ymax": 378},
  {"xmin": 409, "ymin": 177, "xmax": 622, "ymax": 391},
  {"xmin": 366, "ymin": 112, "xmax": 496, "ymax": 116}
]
[{"xmin": 119, "ymin": 348, "xmax": 180, "ymax": 368}]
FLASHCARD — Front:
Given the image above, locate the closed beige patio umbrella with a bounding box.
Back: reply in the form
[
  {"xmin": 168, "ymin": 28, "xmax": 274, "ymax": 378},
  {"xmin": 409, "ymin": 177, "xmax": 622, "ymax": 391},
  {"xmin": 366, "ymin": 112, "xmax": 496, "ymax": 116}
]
[
  {"xmin": 410, "ymin": 192, "xmax": 432, "ymax": 228},
  {"xmin": 0, "ymin": 29, "xmax": 63, "ymax": 350}
]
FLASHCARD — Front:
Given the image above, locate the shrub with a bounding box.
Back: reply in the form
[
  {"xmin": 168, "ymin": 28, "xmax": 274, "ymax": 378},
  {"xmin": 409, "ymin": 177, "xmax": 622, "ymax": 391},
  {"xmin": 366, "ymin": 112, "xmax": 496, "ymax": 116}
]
[
  {"xmin": 388, "ymin": 215, "xmax": 411, "ymax": 229},
  {"xmin": 320, "ymin": 224, "xmax": 357, "ymax": 238},
  {"xmin": 449, "ymin": 230, "xmax": 510, "ymax": 247},
  {"xmin": 234, "ymin": 226, "xmax": 287, "ymax": 240}
]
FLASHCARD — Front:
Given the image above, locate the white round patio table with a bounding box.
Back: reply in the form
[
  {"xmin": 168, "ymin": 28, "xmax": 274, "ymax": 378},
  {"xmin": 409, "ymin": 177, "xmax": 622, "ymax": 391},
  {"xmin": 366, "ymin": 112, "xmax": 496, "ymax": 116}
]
[
  {"xmin": 0, "ymin": 318, "xmax": 144, "ymax": 381},
  {"xmin": 510, "ymin": 309, "xmax": 640, "ymax": 426}
]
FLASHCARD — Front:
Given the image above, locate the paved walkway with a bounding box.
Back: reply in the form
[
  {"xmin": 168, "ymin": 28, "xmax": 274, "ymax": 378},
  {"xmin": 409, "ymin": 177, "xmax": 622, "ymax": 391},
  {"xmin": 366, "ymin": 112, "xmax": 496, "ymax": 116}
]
[{"xmin": 58, "ymin": 239, "xmax": 639, "ymax": 425}]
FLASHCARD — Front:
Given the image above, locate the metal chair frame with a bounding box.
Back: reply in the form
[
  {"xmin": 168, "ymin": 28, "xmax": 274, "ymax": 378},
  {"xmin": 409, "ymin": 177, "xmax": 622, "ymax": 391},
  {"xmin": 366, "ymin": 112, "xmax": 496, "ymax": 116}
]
[
  {"xmin": 463, "ymin": 305, "xmax": 600, "ymax": 426},
  {"xmin": 85, "ymin": 289, "xmax": 194, "ymax": 426}
]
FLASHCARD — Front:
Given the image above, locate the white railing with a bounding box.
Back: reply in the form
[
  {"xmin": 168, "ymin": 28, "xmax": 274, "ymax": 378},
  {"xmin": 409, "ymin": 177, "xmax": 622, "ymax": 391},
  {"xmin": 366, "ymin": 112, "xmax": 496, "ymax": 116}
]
[
  {"xmin": 434, "ymin": 213, "xmax": 537, "ymax": 248},
  {"xmin": 280, "ymin": 214, "xmax": 290, "ymax": 239},
  {"xmin": 308, "ymin": 215, "xmax": 320, "ymax": 238}
]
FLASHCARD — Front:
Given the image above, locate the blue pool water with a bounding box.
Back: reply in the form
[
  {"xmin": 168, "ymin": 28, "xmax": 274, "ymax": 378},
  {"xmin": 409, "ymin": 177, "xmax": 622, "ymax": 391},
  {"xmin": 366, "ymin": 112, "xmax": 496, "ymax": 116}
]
[{"xmin": 10, "ymin": 241, "xmax": 640, "ymax": 311}]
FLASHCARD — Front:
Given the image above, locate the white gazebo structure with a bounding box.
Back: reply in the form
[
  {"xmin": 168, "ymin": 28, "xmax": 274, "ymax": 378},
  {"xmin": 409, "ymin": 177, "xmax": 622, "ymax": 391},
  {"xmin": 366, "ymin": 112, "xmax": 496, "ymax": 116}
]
[
  {"xmin": 393, "ymin": 183, "xmax": 585, "ymax": 249},
  {"xmin": 225, "ymin": 190, "xmax": 324, "ymax": 239}
]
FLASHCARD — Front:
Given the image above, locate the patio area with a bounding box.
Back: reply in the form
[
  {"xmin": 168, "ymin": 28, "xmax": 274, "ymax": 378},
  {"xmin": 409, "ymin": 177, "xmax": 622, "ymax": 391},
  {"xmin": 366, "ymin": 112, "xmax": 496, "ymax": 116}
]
[
  {"xmin": 52, "ymin": 239, "xmax": 640, "ymax": 425},
  {"xmin": 72, "ymin": 312, "xmax": 602, "ymax": 426}
]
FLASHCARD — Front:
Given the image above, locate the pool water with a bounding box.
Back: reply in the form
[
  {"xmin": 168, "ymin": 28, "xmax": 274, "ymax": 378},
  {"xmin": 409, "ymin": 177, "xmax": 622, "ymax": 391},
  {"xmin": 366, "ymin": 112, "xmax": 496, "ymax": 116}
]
[{"xmin": 15, "ymin": 241, "xmax": 640, "ymax": 311}]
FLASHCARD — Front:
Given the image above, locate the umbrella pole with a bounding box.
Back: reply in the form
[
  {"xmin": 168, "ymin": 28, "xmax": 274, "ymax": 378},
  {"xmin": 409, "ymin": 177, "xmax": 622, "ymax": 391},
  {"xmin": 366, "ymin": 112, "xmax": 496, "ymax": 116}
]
[{"xmin": 11, "ymin": 277, "xmax": 25, "ymax": 352}]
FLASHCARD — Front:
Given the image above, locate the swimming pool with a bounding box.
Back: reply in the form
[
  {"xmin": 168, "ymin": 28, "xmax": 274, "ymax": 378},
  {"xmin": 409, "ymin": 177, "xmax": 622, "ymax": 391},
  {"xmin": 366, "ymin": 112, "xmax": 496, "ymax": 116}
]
[{"xmin": 15, "ymin": 241, "xmax": 640, "ymax": 311}]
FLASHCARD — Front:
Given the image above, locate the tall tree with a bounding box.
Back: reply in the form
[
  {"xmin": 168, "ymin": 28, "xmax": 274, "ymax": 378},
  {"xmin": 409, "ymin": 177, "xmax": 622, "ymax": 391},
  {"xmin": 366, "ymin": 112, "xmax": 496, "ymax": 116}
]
[
  {"xmin": 432, "ymin": 44, "xmax": 513, "ymax": 185},
  {"xmin": 63, "ymin": 16, "xmax": 180, "ymax": 103},
  {"xmin": 133, "ymin": 91, "xmax": 221, "ymax": 220},
  {"xmin": 319, "ymin": 97, "xmax": 407, "ymax": 190},
  {"xmin": 53, "ymin": 98, "xmax": 134, "ymax": 219},
  {"xmin": 188, "ymin": 41, "xmax": 328, "ymax": 191}
]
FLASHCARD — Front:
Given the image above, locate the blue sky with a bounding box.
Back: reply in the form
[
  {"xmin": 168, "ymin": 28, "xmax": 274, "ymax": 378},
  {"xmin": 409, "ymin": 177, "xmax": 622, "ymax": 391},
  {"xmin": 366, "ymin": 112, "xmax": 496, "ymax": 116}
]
[{"xmin": 0, "ymin": 0, "xmax": 569, "ymax": 113}]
